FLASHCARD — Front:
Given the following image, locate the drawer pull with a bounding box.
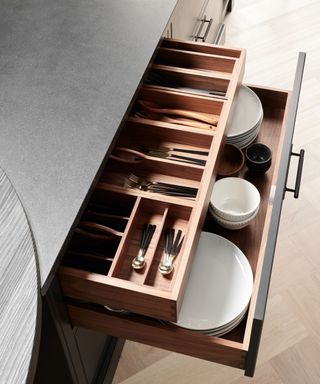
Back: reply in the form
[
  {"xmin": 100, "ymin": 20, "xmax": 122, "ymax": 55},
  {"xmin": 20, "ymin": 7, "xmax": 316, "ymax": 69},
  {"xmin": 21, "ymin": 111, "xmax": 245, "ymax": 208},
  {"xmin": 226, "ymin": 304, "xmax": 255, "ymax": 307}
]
[
  {"xmin": 195, "ymin": 17, "xmax": 213, "ymax": 43},
  {"xmin": 285, "ymin": 149, "xmax": 305, "ymax": 198}
]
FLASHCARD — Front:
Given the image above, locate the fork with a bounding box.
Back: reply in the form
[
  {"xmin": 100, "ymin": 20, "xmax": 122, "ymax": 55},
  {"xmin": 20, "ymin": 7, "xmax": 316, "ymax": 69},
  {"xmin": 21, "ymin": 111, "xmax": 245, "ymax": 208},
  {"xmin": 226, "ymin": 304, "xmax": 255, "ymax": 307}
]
[
  {"xmin": 124, "ymin": 173, "xmax": 198, "ymax": 198},
  {"xmin": 144, "ymin": 149, "xmax": 206, "ymax": 166}
]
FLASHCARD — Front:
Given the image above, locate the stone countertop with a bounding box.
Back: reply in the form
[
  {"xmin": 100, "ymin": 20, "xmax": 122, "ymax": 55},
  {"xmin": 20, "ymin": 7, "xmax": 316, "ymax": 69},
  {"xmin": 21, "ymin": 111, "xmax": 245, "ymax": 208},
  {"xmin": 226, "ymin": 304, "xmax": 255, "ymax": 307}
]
[{"xmin": 0, "ymin": 0, "xmax": 177, "ymax": 293}]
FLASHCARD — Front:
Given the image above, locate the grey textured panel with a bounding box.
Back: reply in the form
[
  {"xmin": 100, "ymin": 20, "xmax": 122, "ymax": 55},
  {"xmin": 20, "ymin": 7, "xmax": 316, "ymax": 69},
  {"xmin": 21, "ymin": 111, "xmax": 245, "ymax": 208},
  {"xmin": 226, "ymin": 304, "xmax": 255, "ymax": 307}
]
[
  {"xmin": 0, "ymin": 168, "xmax": 41, "ymax": 384},
  {"xmin": 0, "ymin": 0, "xmax": 177, "ymax": 291}
]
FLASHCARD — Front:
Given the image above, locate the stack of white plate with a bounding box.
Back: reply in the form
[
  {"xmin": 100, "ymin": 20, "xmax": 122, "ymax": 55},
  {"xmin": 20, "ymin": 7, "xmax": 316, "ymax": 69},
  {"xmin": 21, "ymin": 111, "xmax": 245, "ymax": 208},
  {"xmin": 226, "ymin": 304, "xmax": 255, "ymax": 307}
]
[
  {"xmin": 227, "ymin": 85, "xmax": 263, "ymax": 149},
  {"xmin": 161, "ymin": 232, "xmax": 253, "ymax": 336}
]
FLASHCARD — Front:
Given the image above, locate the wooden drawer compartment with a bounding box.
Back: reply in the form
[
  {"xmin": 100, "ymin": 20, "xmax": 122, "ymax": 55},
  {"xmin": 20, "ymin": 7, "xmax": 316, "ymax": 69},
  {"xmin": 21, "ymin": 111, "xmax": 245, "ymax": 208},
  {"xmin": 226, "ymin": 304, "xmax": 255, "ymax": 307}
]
[
  {"xmin": 62, "ymin": 67, "xmax": 305, "ymax": 375},
  {"xmin": 154, "ymin": 47, "xmax": 236, "ymax": 74},
  {"xmin": 154, "ymin": 39, "xmax": 241, "ymax": 75},
  {"xmin": 58, "ymin": 40, "xmax": 246, "ymax": 322},
  {"xmin": 149, "ymin": 38, "xmax": 243, "ymax": 98},
  {"xmin": 147, "ymin": 65, "xmax": 230, "ymax": 97}
]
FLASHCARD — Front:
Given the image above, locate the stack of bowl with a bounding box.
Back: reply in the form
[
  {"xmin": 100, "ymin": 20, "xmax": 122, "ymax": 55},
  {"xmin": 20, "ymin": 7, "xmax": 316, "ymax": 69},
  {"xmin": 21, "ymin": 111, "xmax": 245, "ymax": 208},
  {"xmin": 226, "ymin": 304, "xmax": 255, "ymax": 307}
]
[{"xmin": 209, "ymin": 177, "xmax": 260, "ymax": 230}]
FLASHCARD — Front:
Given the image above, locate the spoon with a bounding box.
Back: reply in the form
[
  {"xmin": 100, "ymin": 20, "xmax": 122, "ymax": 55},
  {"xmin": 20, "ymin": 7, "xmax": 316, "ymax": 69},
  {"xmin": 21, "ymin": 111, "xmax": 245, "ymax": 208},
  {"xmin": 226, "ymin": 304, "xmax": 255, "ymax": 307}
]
[{"xmin": 132, "ymin": 224, "xmax": 156, "ymax": 270}]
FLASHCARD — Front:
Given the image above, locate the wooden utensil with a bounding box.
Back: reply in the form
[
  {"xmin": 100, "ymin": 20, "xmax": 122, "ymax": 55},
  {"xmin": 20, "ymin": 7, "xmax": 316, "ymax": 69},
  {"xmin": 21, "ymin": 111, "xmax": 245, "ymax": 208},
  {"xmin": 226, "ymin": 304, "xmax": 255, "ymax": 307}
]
[{"xmin": 138, "ymin": 100, "xmax": 219, "ymax": 125}]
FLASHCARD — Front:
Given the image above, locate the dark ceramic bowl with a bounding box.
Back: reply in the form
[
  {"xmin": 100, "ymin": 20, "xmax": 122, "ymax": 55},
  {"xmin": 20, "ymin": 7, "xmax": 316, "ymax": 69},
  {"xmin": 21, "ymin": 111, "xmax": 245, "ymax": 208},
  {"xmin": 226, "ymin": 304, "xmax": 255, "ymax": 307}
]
[{"xmin": 245, "ymin": 143, "xmax": 272, "ymax": 173}]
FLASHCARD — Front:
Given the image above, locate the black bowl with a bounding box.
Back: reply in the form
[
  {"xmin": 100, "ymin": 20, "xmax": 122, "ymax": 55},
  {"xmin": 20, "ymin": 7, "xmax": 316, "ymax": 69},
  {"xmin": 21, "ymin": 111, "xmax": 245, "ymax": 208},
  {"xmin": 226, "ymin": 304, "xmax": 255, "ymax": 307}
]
[{"xmin": 245, "ymin": 143, "xmax": 272, "ymax": 173}]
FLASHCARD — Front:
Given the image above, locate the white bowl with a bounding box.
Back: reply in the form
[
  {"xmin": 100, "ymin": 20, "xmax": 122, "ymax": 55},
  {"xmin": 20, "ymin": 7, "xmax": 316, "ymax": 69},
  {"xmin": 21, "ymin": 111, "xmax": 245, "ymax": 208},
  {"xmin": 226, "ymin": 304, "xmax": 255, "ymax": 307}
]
[
  {"xmin": 209, "ymin": 205, "xmax": 259, "ymax": 230},
  {"xmin": 210, "ymin": 177, "xmax": 260, "ymax": 222}
]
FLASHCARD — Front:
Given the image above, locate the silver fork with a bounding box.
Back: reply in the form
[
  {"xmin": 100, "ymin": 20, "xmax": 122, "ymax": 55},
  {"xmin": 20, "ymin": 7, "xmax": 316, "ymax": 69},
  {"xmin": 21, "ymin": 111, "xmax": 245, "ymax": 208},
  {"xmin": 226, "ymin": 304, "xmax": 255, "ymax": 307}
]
[{"xmin": 124, "ymin": 173, "xmax": 198, "ymax": 198}]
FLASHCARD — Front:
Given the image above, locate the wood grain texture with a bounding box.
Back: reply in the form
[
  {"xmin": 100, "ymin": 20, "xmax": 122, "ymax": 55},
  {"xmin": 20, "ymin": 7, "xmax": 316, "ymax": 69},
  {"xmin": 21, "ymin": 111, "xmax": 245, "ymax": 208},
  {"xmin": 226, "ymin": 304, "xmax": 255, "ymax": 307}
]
[
  {"xmin": 0, "ymin": 168, "xmax": 40, "ymax": 384},
  {"xmin": 59, "ymin": 42, "xmax": 245, "ymax": 322},
  {"xmin": 65, "ymin": 84, "xmax": 293, "ymax": 370},
  {"xmin": 113, "ymin": 0, "xmax": 320, "ymax": 382}
]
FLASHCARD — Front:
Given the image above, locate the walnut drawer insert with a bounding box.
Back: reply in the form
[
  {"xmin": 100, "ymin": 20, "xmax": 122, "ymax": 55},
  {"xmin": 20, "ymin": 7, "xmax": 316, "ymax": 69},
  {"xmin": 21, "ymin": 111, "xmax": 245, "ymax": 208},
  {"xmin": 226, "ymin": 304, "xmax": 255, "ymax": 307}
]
[{"xmin": 58, "ymin": 40, "xmax": 246, "ymax": 322}]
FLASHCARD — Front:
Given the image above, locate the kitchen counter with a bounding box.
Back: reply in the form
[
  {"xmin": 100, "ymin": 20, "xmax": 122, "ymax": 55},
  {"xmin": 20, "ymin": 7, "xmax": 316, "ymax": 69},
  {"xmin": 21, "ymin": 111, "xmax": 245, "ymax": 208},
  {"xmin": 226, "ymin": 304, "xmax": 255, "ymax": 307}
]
[{"xmin": 0, "ymin": 0, "xmax": 177, "ymax": 293}]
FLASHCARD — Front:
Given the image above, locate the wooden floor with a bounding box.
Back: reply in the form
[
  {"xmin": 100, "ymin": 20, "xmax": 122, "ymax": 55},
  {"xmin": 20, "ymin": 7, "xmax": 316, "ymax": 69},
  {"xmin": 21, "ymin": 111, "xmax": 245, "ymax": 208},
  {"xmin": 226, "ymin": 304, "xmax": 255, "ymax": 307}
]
[{"xmin": 113, "ymin": 1, "xmax": 320, "ymax": 383}]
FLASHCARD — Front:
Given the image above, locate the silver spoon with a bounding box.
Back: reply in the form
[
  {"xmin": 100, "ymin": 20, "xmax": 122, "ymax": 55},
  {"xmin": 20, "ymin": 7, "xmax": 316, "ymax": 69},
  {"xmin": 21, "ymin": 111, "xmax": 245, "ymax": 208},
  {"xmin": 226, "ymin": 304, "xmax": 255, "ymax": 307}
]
[{"xmin": 132, "ymin": 224, "xmax": 156, "ymax": 270}]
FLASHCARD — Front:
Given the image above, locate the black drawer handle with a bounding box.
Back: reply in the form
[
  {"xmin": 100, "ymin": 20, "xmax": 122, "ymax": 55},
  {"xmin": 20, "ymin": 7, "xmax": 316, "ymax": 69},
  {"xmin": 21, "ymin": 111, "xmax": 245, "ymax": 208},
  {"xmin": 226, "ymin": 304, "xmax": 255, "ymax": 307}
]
[
  {"xmin": 195, "ymin": 17, "xmax": 213, "ymax": 42},
  {"xmin": 285, "ymin": 149, "xmax": 305, "ymax": 198}
]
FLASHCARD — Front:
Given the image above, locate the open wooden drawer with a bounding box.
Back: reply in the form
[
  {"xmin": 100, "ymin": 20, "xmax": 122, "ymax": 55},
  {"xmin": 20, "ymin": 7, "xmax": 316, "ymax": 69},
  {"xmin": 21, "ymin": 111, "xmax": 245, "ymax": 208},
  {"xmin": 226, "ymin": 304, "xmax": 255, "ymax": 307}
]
[
  {"xmin": 58, "ymin": 40, "xmax": 246, "ymax": 322},
  {"xmin": 58, "ymin": 38, "xmax": 306, "ymax": 377}
]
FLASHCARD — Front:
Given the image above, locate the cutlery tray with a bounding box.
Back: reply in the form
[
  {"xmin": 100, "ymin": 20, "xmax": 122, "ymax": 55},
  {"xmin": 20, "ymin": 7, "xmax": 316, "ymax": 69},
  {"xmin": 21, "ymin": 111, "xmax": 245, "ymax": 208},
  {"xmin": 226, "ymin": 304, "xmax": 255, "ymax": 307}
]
[{"xmin": 58, "ymin": 39, "xmax": 246, "ymax": 322}]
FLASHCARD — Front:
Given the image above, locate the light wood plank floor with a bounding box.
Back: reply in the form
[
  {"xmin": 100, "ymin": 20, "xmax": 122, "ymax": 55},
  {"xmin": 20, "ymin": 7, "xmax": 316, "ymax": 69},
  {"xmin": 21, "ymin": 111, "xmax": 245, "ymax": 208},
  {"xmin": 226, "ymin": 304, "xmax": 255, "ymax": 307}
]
[{"xmin": 113, "ymin": 1, "xmax": 320, "ymax": 382}]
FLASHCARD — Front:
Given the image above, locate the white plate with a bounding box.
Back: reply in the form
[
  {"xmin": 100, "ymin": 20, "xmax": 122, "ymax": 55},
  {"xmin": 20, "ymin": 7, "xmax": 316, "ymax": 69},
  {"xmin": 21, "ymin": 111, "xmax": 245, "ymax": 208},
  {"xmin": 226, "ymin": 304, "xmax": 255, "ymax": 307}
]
[
  {"xmin": 163, "ymin": 305, "xmax": 248, "ymax": 333},
  {"xmin": 227, "ymin": 125, "xmax": 260, "ymax": 145},
  {"xmin": 229, "ymin": 130, "xmax": 260, "ymax": 150},
  {"xmin": 171, "ymin": 232, "xmax": 253, "ymax": 331},
  {"xmin": 227, "ymin": 120, "xmax": 261, "ymax": 143},
  {"xmin": 227, "ymin": 119, "xmax": 262, "ymax": 149},
  {"xmin": 203, "ymin": 309, "xmax": 247, "ymax": 336},
  {"xmin": 227, "ymin": 85, "xmax": 263, "ymax": 138},
  {"xmin": 198, "ymin": 305, "xmax": 248, "ymax": 334},
  {"xmin": 161, "ymin": 305, "xmax": 248, "ymax": 336}
]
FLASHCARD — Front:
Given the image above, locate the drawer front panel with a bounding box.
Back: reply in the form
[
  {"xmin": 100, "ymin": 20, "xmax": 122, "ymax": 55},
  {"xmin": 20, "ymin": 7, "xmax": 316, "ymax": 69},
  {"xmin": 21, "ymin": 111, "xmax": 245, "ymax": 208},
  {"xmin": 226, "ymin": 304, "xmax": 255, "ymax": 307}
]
[{"xmin": 68, "ymin": 304, "xmax": 247, "ymax": 370}]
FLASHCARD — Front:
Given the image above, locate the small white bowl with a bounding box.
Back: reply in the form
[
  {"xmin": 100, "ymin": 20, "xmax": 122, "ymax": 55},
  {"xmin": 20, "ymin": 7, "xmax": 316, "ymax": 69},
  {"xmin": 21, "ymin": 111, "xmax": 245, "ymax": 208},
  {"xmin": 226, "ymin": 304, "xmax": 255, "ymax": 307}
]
[
  {"xmin": 209, "ymin": 205, "xmax": 259, "ymax": 230},
  {"xmin": 210, "ymin": 177, "xmax": 260, "ymax": 222}
]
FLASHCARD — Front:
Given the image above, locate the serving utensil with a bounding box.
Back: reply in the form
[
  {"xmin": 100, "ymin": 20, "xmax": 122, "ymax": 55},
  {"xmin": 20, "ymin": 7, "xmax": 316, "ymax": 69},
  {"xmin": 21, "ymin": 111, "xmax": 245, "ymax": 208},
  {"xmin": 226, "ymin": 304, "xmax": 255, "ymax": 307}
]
[
  {"xmin": 138, "ymin": 100, "xmax": 219, "ymax": 125},
  {"xmin": 66, "ymin": 250, "xmax": 115, "ymax": 263},
  {"xmin": 110, "ymin": 146, "xmax": 206, "ymax": 166},
  {"xmin": 159, "ymin": 229, "xmax": 184, "ymax": 275},
  {"xmin": 132, "ymin": 224, "xmax": 156, "ymax": 270},
  {"xmin": 143, "ymin": 146, "xmax": 209, "ymax": 156},
  {"xmin": 146, "ymin": 149, "xmax": 206, "ymax": 166},
  {"xmin": 135, "ymin": 111, "xmax": 215, "ymax": 130},
  {"xmin": 75, "ymin": 221, "xmax": 123, "ymax": 240}
]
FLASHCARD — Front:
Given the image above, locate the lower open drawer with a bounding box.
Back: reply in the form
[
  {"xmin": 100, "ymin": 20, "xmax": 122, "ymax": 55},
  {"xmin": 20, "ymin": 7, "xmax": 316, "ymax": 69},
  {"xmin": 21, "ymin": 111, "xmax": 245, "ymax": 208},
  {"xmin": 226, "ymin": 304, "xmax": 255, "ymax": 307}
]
[{"xmin": 60, "ymin": 75, "xmax": 305, "ymax": 376}]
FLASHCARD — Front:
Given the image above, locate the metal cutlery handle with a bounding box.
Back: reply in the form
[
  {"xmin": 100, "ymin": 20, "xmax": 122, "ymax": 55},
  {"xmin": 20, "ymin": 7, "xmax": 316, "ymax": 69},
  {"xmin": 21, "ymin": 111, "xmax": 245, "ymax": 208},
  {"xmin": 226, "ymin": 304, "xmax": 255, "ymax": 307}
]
[
  {"xmin": 171, "ymin": 148, "xmax": 209, "ymax": 156},
  {"xmin": 170, "ymin": 154, "xmax": 206, "ymax": 166},
  {"xmin": 132, "ymin": 224, "xmax": 156, "ymax": 270},
  {"xmin": 159, "ymin": 229, "xmax": 184, "ymax": 275}
]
